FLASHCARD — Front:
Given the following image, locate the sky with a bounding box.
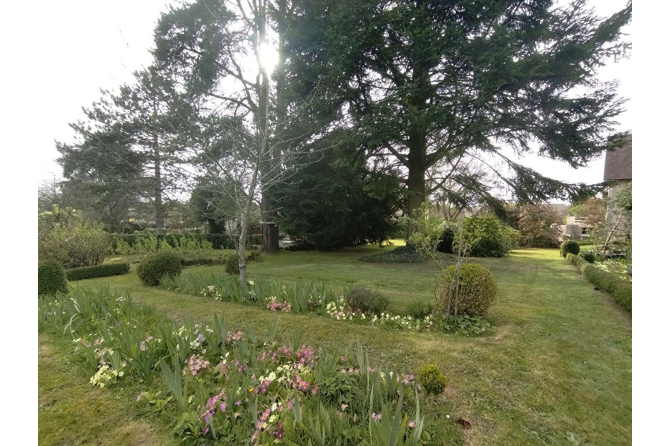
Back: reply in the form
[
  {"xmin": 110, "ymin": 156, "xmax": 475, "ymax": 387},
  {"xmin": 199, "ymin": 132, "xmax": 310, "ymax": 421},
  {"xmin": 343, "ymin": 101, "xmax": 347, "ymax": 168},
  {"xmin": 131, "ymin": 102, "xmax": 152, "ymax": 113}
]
[{"xmin": 30, "ymin": 0, "xmax": 632, "ymax": 197}]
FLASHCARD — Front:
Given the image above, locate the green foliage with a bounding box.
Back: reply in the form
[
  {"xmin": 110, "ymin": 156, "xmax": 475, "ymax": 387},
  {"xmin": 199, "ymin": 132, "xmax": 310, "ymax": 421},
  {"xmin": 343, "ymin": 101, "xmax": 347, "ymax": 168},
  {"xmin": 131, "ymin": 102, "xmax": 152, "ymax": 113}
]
[
  {"xmin": 407, "ymin": 202, "xmax": 446, "ymax": 256},
  {"xmin": 38, "ymin": 261, "xmax": 69, "ymax": 297},
  {"xmin": 581, "ymin": 252, "xmax": 596, "ymax": 264},
  {"xmin": 275, "ymin": 146, "xmax": 403, "ymax": 249},
  {"xmin": 440, "ymin": 315, "xmax": 492, "ymax": 337},
  {"xmin": 436, "ymin": 226, "xmax": 455, "ymax": 254},
  {"xmin": 436, "ymin": 264, "xmax": 498, "ymax": 317},
  {"xmin": 245, "ymin": 250, "xmax": 263, "ymax": 262},
  {"xmin": 561, "ymin": 240, "xmax": 581, "ymax": 258},
  {"xmin": 615, "ymin": 182, "xmax": 632, "ymax": 212},
  {"xmin": 461, "ymin": 216, "xmax": 518, "ymax": 257},
  {"xmin": 516, "ymin": 204, "xmax": 562, "ymax": 248},
  {"xmin": 417, "ymin": 365, "xmax": 447, "ymax": 395},
  {"xmin": 566, "ymin": 253, "xmax": 632, "ymax": 312},
  {"xmin": 225, "ymin": 254, "xmax": 240, "ymax": 275},
  {"xmin": 137, "ymin": 252, "xmax": 183, "ymax": 286},
  {"xmin": 110, "ymin": 233, "xmax": 231, "ymax": 255},
  {"xmin": 66, "ymin": 263, "xmax": 130, "ymax": 281},
  {"xmin": 404, "ymin": 301, "xmax": 433, "ymax": 320},
  {"xmin": 38, "ymin": 206, "xmax": 109, "ymax": 268},
  {"xmin": 359, "ymin": 245, "xmax": 427, "ymax": 264},
  {"xmin": 345, "ymin": 287, "xmax": 389, "ymax": 315}
]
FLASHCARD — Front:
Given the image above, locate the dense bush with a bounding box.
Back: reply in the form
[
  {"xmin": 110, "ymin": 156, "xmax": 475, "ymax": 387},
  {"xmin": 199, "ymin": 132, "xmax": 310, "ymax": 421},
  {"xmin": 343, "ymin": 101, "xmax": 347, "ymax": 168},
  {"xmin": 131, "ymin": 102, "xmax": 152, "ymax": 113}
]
[
  {"xmin": 225, "ymin": 254, "xmax": 240, "ymax": 275},
  {"xmin": 137, "ymin": 252, "xmax": 183, "ymax": 286},
  {"xmin": 581, "ymin": 252, "xmax": 596, "ymax": 263},
  {"xmin": 516, "ymin": 204, "xmax": 562, "ymax": 248},
  {"xmin": 436, "ymin": 226, "xmax": 455, "ymax": 253},
  {"xmin": 66, "ymin": 263, "xmax": 130, "ymax": 281},
  {"xmin": 436, "ymin": 263, "xmax": 497, "ymax": 317},
  {"xmin": 566, "ymin": 253, "xmax": 632, "ymax": 312},
  {"xmin": 359, "ymin": 245, "xmax": 427, "ymax": 263},
  {"xmin": 38, "ymin": 261, "xmax": 69, "ymax": 296},
  {"xmin": 39, "ymin": 206, "xmax": 109, "ymax": 268},
  {"xmin": 345, "ymin": 287, "xmax": 389, "ymax": 315},
  {"xmin": 417, "ymin": 364, "xmax": 448, "ymax": 394},
  {"xmin": 460, "ymin": 216, "xmax": 518, "ymax": 257},
  {"xmin": 275, "ymin": 146, "xmax": 403, "ymax": 249},
  {"xmin": 404, "ymin": 301, "xmax": 434, "ymax": 319},
  {"xmin": 109, "ymin": 233, "xmax": 237, "ymax": 254},
  {"xmin": 560, "ymin": 240, "xmax": 580, "ymax": 258}
]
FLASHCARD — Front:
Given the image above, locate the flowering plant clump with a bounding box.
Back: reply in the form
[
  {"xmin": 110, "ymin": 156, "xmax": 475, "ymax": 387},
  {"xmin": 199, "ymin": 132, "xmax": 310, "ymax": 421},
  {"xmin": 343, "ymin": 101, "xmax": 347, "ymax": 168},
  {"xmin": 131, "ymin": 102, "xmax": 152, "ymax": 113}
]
[
  {"xmin": 90, "ymin": 364, "xmax": 125, "ymax": 387},
  {"xmin": 187, "ymin": 355, "xmax": 211, "ymax": 376},
  {"xmin": 266, "ymin": 297, "xmax": 291, "ymax": 312}
]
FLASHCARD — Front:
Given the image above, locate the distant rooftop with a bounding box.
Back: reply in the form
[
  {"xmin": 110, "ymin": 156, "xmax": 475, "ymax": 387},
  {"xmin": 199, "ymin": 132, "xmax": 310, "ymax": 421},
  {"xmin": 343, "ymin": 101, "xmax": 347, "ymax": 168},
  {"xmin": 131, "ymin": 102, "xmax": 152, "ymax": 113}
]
[{"xmin": 603, "ymin": 135, "xmax": 632, "ymax": 181}]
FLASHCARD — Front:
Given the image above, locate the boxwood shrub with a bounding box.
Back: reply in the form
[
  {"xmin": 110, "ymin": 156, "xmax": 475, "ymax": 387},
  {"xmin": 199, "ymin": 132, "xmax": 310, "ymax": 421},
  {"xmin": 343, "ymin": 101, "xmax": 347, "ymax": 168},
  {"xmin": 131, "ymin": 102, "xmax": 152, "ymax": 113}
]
[
  {"xmin": 566, "ymin": 253, "xmax": 632, "ymax": 312},
  {"xmin": 66, "ymin": 263, "xmax": 130, "ymax": 281},
  {"xmin": 436, "ymin": 263, "xmax": 497, "ymax": 316},
  {"xmin": 138, "ymin": 252, "xmax": 183, "ymax": 286},
  {"xmin": 345, "ymin": 287, "xmax": 389, "ymax": 315},
  {"xmin": 560, "ymin": 240, "xmax": 580, "ymax": 258},
  {"xmin": 38, "ymin": 261, "xmax": 69, "ymax": 297}
]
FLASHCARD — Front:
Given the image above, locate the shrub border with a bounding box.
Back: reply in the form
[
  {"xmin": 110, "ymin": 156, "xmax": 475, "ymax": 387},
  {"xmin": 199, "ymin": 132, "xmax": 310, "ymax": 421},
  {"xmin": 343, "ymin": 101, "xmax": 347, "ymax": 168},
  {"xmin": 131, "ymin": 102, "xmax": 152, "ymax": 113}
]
[
  {"xmin": 566, "ymin": 253, "xmax": 632, "ymax": 313},
  {"xmin": 65, "ymin": 263, "xmax": 130, "ymax": 281}
]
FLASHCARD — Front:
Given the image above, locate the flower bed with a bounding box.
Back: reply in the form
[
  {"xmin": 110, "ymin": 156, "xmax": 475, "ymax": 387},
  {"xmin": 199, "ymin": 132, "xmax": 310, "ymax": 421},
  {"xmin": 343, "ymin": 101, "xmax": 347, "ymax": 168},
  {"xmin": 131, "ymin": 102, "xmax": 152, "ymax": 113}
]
[
  {"xmin": 161, "ymin": 273, "xmax": 437, "ymax": 332},
  {"xmin": 38, "ymin": 287, "xmax": 437, "ymax": 445}
]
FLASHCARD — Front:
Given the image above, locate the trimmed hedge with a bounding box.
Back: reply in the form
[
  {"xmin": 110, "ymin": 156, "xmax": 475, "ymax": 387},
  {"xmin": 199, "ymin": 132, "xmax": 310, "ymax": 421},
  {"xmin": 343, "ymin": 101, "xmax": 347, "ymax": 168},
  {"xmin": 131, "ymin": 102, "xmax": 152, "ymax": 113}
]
[
  {"xmin": 566, "ymin": 253, "xmax": 632, "ymax": 312},
  {"xmin": 38, "ymin": 261, "xmax": 69, "ymax": 297},
  {"xmin": 181, "ymin": 257, "xmax": 226, "ymax": 267},
  {"xmin": 109, "ymin": 233, "xmax": 236, "ymax": 251},
  {"xmin": 138, "ymin": 252, "xmax": 183, "ymax": 286},
  {"xmin": 66, "ymin": 263, "xmax": 130, "ymax": 281}
]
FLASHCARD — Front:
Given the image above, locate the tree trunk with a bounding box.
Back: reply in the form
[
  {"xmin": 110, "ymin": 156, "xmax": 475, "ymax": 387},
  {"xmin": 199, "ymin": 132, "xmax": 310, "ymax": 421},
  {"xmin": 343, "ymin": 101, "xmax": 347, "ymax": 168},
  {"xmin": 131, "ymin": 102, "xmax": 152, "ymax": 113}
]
[
  {"xmin": 153, "ymin": 134, "xmax": 164, "ymax": 233},
  {"xmin": 261, "ymin": 196, "xmax": 280, "ymax": 251}
]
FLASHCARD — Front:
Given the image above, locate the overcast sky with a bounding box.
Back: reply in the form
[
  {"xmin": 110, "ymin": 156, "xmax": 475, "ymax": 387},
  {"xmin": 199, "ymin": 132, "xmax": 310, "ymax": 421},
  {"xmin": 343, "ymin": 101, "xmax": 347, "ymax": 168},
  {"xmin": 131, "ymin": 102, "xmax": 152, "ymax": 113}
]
[{"xmin": 32, "ymin": 0, "xmax": 632, "ymax": 199}]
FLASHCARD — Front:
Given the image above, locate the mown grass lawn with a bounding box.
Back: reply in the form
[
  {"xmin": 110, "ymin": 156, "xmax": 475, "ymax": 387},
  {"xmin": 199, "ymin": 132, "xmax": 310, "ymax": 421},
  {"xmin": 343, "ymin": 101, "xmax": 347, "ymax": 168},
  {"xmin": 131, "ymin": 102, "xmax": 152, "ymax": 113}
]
[{"xmin": 41, "ymin": 245, "xmax": 632, "ymax": 445}]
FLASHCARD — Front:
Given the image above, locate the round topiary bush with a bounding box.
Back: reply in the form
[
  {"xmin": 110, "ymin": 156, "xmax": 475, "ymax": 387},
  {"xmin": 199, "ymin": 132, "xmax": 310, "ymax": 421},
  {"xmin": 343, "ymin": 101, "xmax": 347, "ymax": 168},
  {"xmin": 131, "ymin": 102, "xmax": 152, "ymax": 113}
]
[
  {"xmin": 436, "ymin": 263, "xmax": 497, "ymax": 317},
  {"xmin": 582, "ymin": 252, "xmax": 596, "ymax": 263},
  {"xmin": 137, "ymin": 252, "xmax": 183, "ymax": 286},
  {"xmin": 417, "ymin": 364, "xmax": 448, "ymax": 394},
  {"xmin": 38, "ymin": 261, "xmax": 69, "ymax": 297},
  {"xmin": 225, "ymin": 254, "xmax": 240, "ymax": 275},
  {"xmin": 345, "ymin": 287, "xmax": 389, "ymax": 315},
  {"xmin": 560, "ymin": 240, "xmax": 580, "ymax": 258}
]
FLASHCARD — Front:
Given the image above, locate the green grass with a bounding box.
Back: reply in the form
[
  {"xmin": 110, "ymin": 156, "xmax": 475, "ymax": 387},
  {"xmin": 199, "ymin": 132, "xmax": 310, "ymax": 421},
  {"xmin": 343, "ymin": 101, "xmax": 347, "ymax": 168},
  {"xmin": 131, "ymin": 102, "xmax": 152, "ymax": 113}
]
[
  {"xmin": 38, "ymin": 335, "xmax": 178, "ymax": 446},
  {"xmin": 45, "ymin": 245, "xmax": 631, "ymax": 445}
]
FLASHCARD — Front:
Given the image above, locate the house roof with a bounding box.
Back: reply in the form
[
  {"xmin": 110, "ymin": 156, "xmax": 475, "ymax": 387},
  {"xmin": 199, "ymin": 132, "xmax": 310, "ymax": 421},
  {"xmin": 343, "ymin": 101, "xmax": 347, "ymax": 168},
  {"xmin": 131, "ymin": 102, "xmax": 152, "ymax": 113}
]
[{"xmin": 603, "ymin": 135, "xmax": 632, "ymax": 181}]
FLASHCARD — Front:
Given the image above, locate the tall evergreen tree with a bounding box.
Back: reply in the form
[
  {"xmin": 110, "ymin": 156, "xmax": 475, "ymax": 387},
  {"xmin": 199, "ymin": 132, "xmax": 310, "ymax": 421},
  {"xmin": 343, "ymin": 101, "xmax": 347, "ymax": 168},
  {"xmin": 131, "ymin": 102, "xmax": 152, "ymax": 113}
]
[{"xmin": 287, "ymin": 0, "xmax": 631, "ymax": 218}]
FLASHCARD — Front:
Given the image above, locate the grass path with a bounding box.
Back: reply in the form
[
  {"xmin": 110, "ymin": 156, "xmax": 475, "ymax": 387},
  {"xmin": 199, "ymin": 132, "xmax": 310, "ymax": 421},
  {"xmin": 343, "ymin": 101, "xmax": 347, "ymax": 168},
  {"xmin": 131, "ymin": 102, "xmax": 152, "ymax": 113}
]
[
  {"xmin": 38, "ymin": 335, "xmax": 178, "ymax": 446},
  {"xmin": 48, "ymin": 247, "xmax": 631, "ymax": 445}
]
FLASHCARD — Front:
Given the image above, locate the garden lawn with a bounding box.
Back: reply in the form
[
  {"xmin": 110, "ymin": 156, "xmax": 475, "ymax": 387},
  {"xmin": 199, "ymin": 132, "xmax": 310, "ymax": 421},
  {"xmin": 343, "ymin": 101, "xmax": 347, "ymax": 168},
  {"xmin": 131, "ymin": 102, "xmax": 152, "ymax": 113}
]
[
  {"xmin": 52, "ymin": 245, "xmax": 632, "ymax": 445},
  {"xmin": 38, "ymin": 335, "xmax": 178, "ymax": 446}
]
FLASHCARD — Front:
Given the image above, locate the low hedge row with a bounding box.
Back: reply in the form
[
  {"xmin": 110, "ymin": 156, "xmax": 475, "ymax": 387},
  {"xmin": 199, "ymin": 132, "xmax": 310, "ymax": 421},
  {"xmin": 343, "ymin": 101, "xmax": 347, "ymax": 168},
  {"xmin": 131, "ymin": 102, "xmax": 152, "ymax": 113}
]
[
  {"xmin": 566, "ymin": 253, "xmax": 632, "ymax": 312},
  {"xmin": 65, "ymin": 263, "xmax": 131, "ymax": 281}
]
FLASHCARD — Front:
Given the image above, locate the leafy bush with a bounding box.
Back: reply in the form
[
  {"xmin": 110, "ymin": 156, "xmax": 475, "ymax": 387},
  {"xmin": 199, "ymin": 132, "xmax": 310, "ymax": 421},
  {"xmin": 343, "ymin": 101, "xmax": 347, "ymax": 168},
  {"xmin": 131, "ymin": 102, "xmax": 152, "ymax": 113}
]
[
  {"xmin": 581, "ymin": 252, "xmax": 596, "ymax": 263},
  {"xmin": 516, "ymin": 204, "xmax": 562, "ymax": 248},
  {"xmin": 436, "ymin": 263, "xmax": 497, "ymax": 317},
  {"xmin": 566, "ymin": 253, "xmax": 632, "ymax": 312},
  {"xmin": 38, "ymin": 261, "xmax": 68, "ymax": 296},
  {"xmin": 436, "ymin": 226, "xmax": 455, "ymax": 253},
  {"xmin": 225, "ymin": 254, "xmax": 240, "ymax": 275},
  {"xmin": 441, "ymin": 314, "xmax": 492, "ymax": 336},
  {"xmin": 417, "ymin": 364, "xmax": 448, "ymax": 394},
  {"xmin": 404, "ymin": 301, "xmax": 434, "ymax": 319},
  {"xmin": 137, "ymin": 252, "xmax": 183, "ymax": 286},
  {"xmin": 460, "ymin": 216, "xmax": 518, "ymax": 257},
  {"xmin": 246, "ymin": 250, "xmax": 263, "ymax": 262},
  {"xmin": 38, "ymin": 206, "xmax": 109, "ymax": 268},
  {"xmin": 560, "ymin": 240, "xmax": 580, "ymax": 258},
  {"xmin": 66, "ymin": 263, "xmax": 130, "ymax": 281},
  {"xmin": 345, "ymin": 287, "xmax": 389, "ymax": 315}
]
